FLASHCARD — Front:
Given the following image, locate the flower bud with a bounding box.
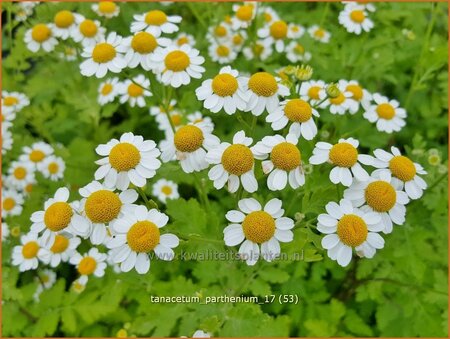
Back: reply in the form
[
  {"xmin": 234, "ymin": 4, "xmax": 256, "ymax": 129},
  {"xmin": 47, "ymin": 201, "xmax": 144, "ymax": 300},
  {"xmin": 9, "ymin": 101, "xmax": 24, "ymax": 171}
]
[
  {"xmin": 326, "ymin": 83, "xmax": 341, "ymax": 98},
  {"xmin": 295, "ymin": 64, "xmax": 313, "ymax": 81}
]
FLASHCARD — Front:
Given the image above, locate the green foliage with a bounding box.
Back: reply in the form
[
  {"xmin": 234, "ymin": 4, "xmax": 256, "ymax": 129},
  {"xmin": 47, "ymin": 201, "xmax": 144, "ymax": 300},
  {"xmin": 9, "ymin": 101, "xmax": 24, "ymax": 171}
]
[{"xmin": 2, "ymin": 1, "xmax": 448, "ymax": 338}]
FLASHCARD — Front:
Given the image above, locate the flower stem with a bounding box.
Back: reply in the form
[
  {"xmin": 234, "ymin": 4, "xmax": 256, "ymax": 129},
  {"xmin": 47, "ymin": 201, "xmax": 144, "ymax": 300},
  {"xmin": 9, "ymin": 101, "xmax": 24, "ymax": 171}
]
[
  {"xmin": 136, "ymin": 187, "xmax": 159, "ymax": 211},
  {"xmin": 162, "ymin": 85, "xmax": 176, "ymax": 133}
]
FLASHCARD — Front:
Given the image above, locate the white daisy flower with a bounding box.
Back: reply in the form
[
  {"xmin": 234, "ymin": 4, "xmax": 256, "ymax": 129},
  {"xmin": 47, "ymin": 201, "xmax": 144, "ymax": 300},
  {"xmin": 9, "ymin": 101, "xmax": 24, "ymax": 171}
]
[
  {"xmin": 288, "ymin": 23, "xmax": 305, "ymax": 39},
  {"xmin": 150, "ymin": 99, "xmax": 177, "ymax": 116},
  {"xmin": 206, "ymin": 23, "xmax": 233, "ymax": 44},
  {"xmin": 71, "ymin": 279, "xmax": 87, "ymax": 293},
  {"xmin": 20, "ymin": 141, "xmax": 54, "ymax": 168},
  {"xmin": 344, "ymin": 171, "xmax": 410, "ymax": 234},
  {"xmin": 33, "ymin": 269, "xmax": 57, "ymax": 301},
  {"xmin": 108, "ymin": 205, "xmax": 179, "ymax": 274},
  {"xmin": 156, "ymin": 110, "xmax": 185, "ymax": 133},
  {"xmin": 37, "ymin": 234, "xmax": 81, "ymax": 267},
  {"xmin": 342, "ymin": 1, "xmax": 376, "ymax": 12},
  {"xmin": 224, "ymin": 198, "xmax": 294, "ymax": 266},
  {"xmin": 187, "ymin": 111, "xmax": 214, "ymax": 128},
  {"xmin": 206, "ymin": 130, "xmax": 258, "ymax": 193},
  {"xmin": 15, "ymin": 3, "xmax": 35, "ymax": 22},
  {"xmin": 92, "ymin": 1, "xmax": 120, "ymax": 18},
  {"xmin": 323, "ymin": 83, "xmax": 355, "ymax": 115},
  {"xmin": 95, "ymin": 132, "xmax": 161, "ymax": 190},
  {"xmin": 340, "ymin": 79, "xmax": 372, "ymax": 112},
  {"xmin": 208, "ymin": 42, "xmax": 238, "ymax": 64},
  {"xmin": 122, "ymin": 31, "xmax": 171, "ymax": 70},
  {"xmin": 252, "ymin": 133, "xmax": 305, "ymax": 190},
  {"xmin": 258, "ymin": 20, "xmax": 291, "ymax": 53},
  {"xmin": 78, "ymin": 181, "xmax": 138, "ymax": 244},
  {"xmin": 308, "ymin": 25, "xmax": 331, "ymax": 43},
  {"xmin": 285, "ymin": 41, "xmax": 312, "ymax": 63},
  {"xmin": 175, "ymin": 33, "xmax": 196, "ymax": 47},
  {"xmin": 58, "ymin": 46, "xmax": 78, "ymax": 61},
  {"xmin": 130, "ymin": 9, "xmax": 181, "ymax": 35},
  {"xmin": 318, "ymin": 199, "xmax": 385, "ymax": 267},
  {"xmin": 152, "ymin": 45, "xmax": 205, "ymax": 88},
  {"xmin": 260, "ymin": 6, "xmax": 279, "ymax": 25},
  {"xmin": 37, "ymin": 155, "xmax": 65, "ymax": 181},
  {"xmin": 97, "ymin": 77, "xmax": 121, "ymax": 105},
  {"xmin": 230, "ymin": 30, "xmax": 247, "ymax": 51},
  {"xmin": 371, "ymin": 146, "xmax": 427, "ymax": 199},
  {"xmin": 2, "ymin": 188, "xmax": 24, "ymax": 217},
  {"xmin": 72, "ymin": 17, "xmax": 106, "ymax": 47},
  {"xmin": 30, "ymin": 187, "xmax": 91, "ymax": 245},
  {"xmin": 242, "ymin": 72, "xmax": 290, "ymax": 116},
  {"xmin": 298, "ymin": 80, "xmax": 327, "ymax": 106},
  {"xmin": 231, "ymin": 3, "xmax": 257, "ymax": 30},
  {"xmin": 2, "ymin": 222, "xmax": 10, "ymax": 241},
  {"xmin": 160, "ymin": 122, "xmax": 220, "ymax": 173},
  {"xmin": 152, "ymin": 179, "xmax": 179, "ymax": 203},
  {"xmin": 363, "ymin": 93, "xmax": 407, "ymax": 133},
  {"xmin": 243, "ymin": 40, "xmax": 273, "ymax": 61},
  {"xmin": 196, "ymin": 66, "xmax": 249, "ymax": 115},
  {"xmin": 309, "ymin": 138, "xmax": 373, "ymax": 186},
  {"xmin": 339, "ymin": 4, "xmax": 374, "ymax": 35},
  {"xmin": 52, "ymin": 10, "xmax": 80, "ymax": 40},
  {"xmin": 12, "ymin": 232, "xmax": 42, "ymax": 271},
  {"xmin": 2, "ymin": 91, "xmax": 30, "ymax": 114},
  {"xmin": 24, "ymin": 23, "xmax": 58, "ymax": 53},
  {"xmin": 80, "ymin": 32, "xmax": 127, "ymax": 78},
  {"xmin": 7, "ymin": 161, "xmax": 35, "ymax": 190},
  {"xmin": 2, "ymin": 128, "xmax": 13, "ymax": 155},
  {"xmin": 267, "ymin": 98, "xmax": 319, "ymax": 139},
  {"xmin": 70, "ymin": 248, "xmax": 107, "ymax": 284},
  {"xmin": 118, "ymin": 75, "xmax": 152, "ymax": 108}
]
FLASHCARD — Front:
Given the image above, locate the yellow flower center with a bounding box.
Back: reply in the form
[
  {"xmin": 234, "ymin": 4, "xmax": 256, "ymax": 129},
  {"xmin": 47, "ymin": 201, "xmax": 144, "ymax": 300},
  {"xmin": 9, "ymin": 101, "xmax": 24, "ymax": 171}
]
[
  {"xmin": 314, "ymin": 28, "xmax": 325, "ymax": 38},
  {"xmin": 162, "ymin": 185, "xmax": 172, "ymax": 195},
  {"xmin": 264, "ymin": 12, "xmax": 272, "ymax": 22},
  {"xmin": 109, "ymin": 142, "xmax": 141, "ymax": 172},
  {"xmin": 376, "ymin": 103, "xmax": 395, "ymax": 120},
  {"xmin": 3, "ymin": 96, "xmax": 18, "ymax": 106},
  {"xmin": 48, "ymin": 162, "xmax": 59, "ymax": 174},
  {"xmin": 337, "ymin": 214, "xmax": 367, "ymax": 247},
  {"xmin": 248, "ymin": 72, "xmax": 278, "ymax": 97},
  {"xmin": 131, "ymin": 32, "xmax": 157, "ymax": 54},
  {"xmin": 284, "ymin": 99, "xmax": 312, "ymax": 122},
  {"xmin": 174, "ymin": 125, "xmax": 204, "ymax": 153},
  {"xmin": 216, "ymin": 45, "xmax": 230, "ymax": 57},
  {"xmin": 50, "ymin": 234, "xmax": 70, "ymax": 253},
  {"xmin": 389, "ymin": 156, "xmax": 417, "ymax": 182},
  {"xmin": 30, "ymin": 150, "xmax": 45, "ymax": 162},
  {"xmin": 41, "ymin": 274, "xmax": 50, "ymax": 283},
  {"xmin": 253, "ymin": 43, "xmax": 264, "ymax": 56},
  {"xmin": 346, "ymin": 84, "xmax": 363, "ymax": 101},
  {"xmin": 236, "ymin": 5, "xmax": 253, "ymax": 21},
  {"xmin": 98, "ymin": 1, "xmax": 116, "ymax": 14},
  {"xmin": 145, "ymin": 10, "xmax": 167, "ymax": 25},
  {"xmin": 22, "ymin": 241, "xmax": 39, "ymax": 259},
  {"xmin": 270, "ymin": 20, "xmax": 288, "ymax": 39},
  {"xmin": 11, "ymin": 226, "xmax": 21, "ymax": 237},
  {"xmin": 242, "ymin": 211, "xmax": 275, "ymax": 244},
  {"xmin": 101, "ymin": 83, "xmax": 113, "ymax": 95},
  {"xmin": 171, "ymin": 113, "xmax": 182, "ymax": 126},
  {"xmin": 164, "ymin": 50, "xmax": 190, "ymax": 72},
  {"xmin": 127, "ymin": 220, "xmax": 160, "ymax": 252},
  {"xmin": 92, "ymin": 43, "xmax": 116, "ymax": 63},
  {"xmin": 221, "ymin": 144, "xmax": 254, "ymax": 176},
  {"xmin": 85, "ymin": 190, "xmax": 122, "ymax": 223},
  {"xmin": 25, "ymin": 184, "xmax": 33, "ymax": 193},
  {"xmin": 329, "ymin": 142, "xmax": 358, "ymax": 168},
  {"xmin": 350, "ymin": 10, "xmax": 365, "ymax": 23},
  {"xmin": 3, "ymin": 198, "xmax": 15, "ymax": 211},
  {"xmin": 13, "ymin": 167, "xmax": 27, "ymax": 180},
  {"xmin": 78, "ymin": 256, "xmax": 97, "ymax": 275},
  {"xmin": 307, "ymin": 86, "xmax": 321, "ymax": 100},
  {"xmin": 54, "ymin": 10, "xmax": 74, "ymax": 28},
  {"xmin": 127, "ymin": 83, "xmax": 144, "ymax": 97},
  {"xmin": 294, "ymin": 44, "xmax": 305, "ymax": 55},
  {"xmin": 214, "ymin": 25, "xmax": 227, "ymax": 37},
  {"xmin": 44, "ymin": 202, "xmax": 73, "ymax": 232},
  {"xmin": 330, "ymin": 92, "xmax": 345, "ymax": 105},
  {"xmin": 365, "ymin": 181, "xmax": 397, "ymax": 212},
  {"xmin": 212, "ymin": 73, "xmax": 238, "ymax": 97},
  {"xmin": 271, "ymin": 142, "xmax": 301, "ymax": 171},
  {"xmin": 177, "ymin": 36, "xmax": 189, "ymax": 45},
  {"xmin": 233, "ymin": 34, "xmax": 243, "ymax": 45},
  {"xmin": 79, "ymin": 19, "xmax": 98, "ymax": 37},
  {"xmin": 32, "ymin": 24, "xmax": 51, "ymax": 42}
]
